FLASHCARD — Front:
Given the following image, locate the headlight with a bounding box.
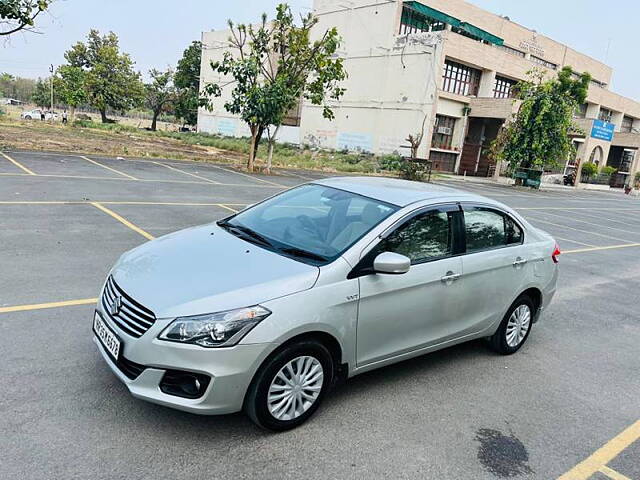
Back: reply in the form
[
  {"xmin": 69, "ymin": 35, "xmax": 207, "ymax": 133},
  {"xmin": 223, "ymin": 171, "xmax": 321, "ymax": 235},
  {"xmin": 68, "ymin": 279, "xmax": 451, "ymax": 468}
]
[{"xmin": 158, "ymin": 305, "xmax": 271, "ymax": 348}]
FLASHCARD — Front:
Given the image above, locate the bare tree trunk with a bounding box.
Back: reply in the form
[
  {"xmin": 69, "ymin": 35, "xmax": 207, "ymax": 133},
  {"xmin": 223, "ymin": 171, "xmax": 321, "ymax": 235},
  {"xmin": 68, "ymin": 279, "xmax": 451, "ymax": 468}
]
[
  {"xmin": 69, "ymin": 106, "xmax": 76, "ymax": 123},
  {"xmin": 266, "ymin": 125, "xmax": 280, "ymax": 174},
  {"xmin": 248, "ymin": 126, "xmax": 258, "ymax": 172},
  {"xmin": 151, "ymin": 110, "xmax": 159, "ymax": 131},
  {"xmin": 100, "ymin": 109, "xmax": 109, "ymax": 123}
]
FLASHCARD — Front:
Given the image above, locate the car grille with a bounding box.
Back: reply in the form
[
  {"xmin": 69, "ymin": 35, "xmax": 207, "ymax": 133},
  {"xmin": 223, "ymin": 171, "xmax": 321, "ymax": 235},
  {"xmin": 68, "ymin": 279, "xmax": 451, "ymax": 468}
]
[{"xmin": 101, "ymin": 275, "xmax": 156, "ymax": 338}]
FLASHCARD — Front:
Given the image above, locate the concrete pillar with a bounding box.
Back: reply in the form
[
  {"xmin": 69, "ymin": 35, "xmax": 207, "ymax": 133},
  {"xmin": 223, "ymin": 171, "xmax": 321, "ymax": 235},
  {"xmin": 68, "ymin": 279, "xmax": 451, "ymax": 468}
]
[
  {"xmin": 478, "ymin": 70, "xmax": 496, "ymax": 98},
  {"xmin": 586, "ymin": 103, "xmax": 599, "ymax": 119},
  {"xmin": 611, "ymin": 111, "xmax": 624, "ymax": 132}
]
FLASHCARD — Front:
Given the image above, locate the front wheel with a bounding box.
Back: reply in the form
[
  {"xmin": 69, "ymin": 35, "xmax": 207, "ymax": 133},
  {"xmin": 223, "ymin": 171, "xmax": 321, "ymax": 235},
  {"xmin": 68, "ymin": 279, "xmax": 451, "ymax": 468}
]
[
  {"xmin": 245, "ymin": 340, "xmax": 334, "ymax": 431},
  {"xmin": 489, "ymin": 295, "xmax": 534, "ymax": 355}
]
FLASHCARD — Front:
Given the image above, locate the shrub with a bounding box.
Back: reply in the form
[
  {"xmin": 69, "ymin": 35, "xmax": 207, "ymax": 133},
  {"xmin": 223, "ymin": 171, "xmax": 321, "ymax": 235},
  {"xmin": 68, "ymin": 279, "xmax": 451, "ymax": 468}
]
[
  {"xmin": 581, "ymin": 162, "xmax": 598, "ymax": 177},
  {"xmin": 601, "ymin": 166, "xmax": 616, "ymax": 176},
  {"xmin": 399, "ymin": 158, "xmax": 428, "ymax": 181},
  {"xmin": 378, "ymin": 154, "xmax": 403, "ymax": 172}
]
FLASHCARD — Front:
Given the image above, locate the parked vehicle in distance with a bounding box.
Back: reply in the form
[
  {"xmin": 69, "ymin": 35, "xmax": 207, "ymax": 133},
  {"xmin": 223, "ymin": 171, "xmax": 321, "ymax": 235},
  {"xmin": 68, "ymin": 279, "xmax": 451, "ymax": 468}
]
[
  {"xmin": 93, "ymin": 177, "xmax": 559, "ymax": 430},
  {"xmin": 21, "ymin": 109, "xmax": 58, "ymax": 120}
]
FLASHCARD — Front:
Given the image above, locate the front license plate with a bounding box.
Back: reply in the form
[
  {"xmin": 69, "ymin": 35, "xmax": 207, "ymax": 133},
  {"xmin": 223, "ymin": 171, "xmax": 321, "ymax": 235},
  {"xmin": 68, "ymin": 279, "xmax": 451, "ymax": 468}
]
[{"xmin": 93, "ymin": 311, "xmax": 121, "ymax": 361}]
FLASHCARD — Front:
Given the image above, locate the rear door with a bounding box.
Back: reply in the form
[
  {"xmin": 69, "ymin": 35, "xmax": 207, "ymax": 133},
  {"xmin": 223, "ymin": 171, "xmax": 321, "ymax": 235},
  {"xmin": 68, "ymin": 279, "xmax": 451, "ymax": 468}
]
[
  {"xmin": 355, "ymin": 204, "xmax": 465, "ymax": 366},
  {"xmin": 457, "ymin": 205, "xmax": 529, "ymax": 334}
]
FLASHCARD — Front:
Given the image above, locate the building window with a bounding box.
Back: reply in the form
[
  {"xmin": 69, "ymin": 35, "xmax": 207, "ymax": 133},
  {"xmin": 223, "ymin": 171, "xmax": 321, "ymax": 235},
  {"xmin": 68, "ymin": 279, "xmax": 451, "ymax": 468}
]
[
  {"xmin": 530, "ymin": 55, "xmax": 557, "ymax": 70},
  {"xmin": 598, "ymin": 108, "xmax": 613, "ymax": 122},
  {"xmin": 493, "ymin": 75, "xmax": 517, "ymax": 99},
  {"xmin": 429, "ymin": 151, "xmax": 457, "ymax": 172},
  {"xmin": 432, "ymin": 115, "xmax": 457, "ymax": 149},
  {"xmin": 574, "ymin": 103, "xmax": 587, "ymax": 119},
  {"xmin": 497, "ymin": 45, "xmax": 526, "ymax": 58},
  {"xmin": 442, "ymin": 60, "xmax": 481, "ymax": 96},
  {"xmin": 621, "ymin": 116, "xmax": 634, "ymax": 133},
  {"xmin": 399, "ymin": 5, "xmax": 446, "ymax": 34}
]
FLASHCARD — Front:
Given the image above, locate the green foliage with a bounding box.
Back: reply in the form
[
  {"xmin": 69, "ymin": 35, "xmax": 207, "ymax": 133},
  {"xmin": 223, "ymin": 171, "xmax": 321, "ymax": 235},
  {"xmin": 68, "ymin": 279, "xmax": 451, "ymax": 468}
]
[
  {"xmin": 201, "ymin": 3, "xmax": 347, "ymax": 170},
  {"xmin": 580, "ymin": 162, "xmax": 598, "ymax": 177},
  {"xmin": 55, "ymin": 65, "xmax": 87, "ymax": 109},
  {"xmin": 378, "ymin": 154, "xmax": 403, "ymax": 171},
  {"xmin": 174, "ymin": 41, "xmax": 201, "ymax": 126},
  {"xmin": 64, "ymin": 30, "xmax": 145, "ymax": 122},
  {"xmin": 31, "ymin": 77, "xmax": 50, "ymax": 108},
  {"xmin": 145, "ymin": 68, "xmax": 175, "ymax": 131},
  {"xmin": 491, "ymin": 66, "xmax": 591, "ymax": 171},
  {"xmin": 0, "ymin": 72, "xmax": 37, "ymax": 102},
  {"xmin": 0, "ymin": 0, "xmax": 51, "ymax": 36},
  {"xmin": 600, "ymin": 165, "xmax": 616, "ymax": 176},
  {"xmin": 399, "ymin": 158, "xmax": 428, "ymax": 181}
]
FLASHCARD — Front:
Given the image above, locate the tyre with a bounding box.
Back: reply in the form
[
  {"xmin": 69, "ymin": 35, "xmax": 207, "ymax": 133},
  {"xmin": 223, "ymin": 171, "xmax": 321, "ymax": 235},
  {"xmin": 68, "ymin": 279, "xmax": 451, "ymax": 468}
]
[
  {"xmin": 489, "ymin": 295, "xmax": 534, "ymax": 355},
  {"xmin": 24, "ymin": 115, "xmax": 32, "ymax": 120},
  {"xmin": 245, "ymin": 340, "xmax": 334, "ymax": 431}
]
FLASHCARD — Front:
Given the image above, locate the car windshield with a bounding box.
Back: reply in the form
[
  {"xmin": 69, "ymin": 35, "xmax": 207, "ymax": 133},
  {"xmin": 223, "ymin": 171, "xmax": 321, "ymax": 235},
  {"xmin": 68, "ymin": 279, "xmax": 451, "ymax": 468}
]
[{"xmin": 219, "ymin": 184, "xmax": 399, "ymax": 265}]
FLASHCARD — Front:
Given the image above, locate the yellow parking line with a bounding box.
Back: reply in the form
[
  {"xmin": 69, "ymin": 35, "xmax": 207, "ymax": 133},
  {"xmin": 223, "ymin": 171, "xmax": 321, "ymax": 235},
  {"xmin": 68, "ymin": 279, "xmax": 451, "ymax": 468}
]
[
  {"xmin": 218, "ymin": 204, "xmax": 239, "ymax": 213},
  {"xmin": 0, "ymin": 171, "xmax": 281, "ymax": 188},
  {"xmin": 91, "ymin": 202, "xmax": 155, "ymax": 241},
  {"xmin": 558, "ymin": 420, "xmax": 640, "ymax": 480},
  {"xmin": 563, "ymin": 243, "xmax": 640, "ymax": 254},
  {"xmin": 1, "ymin": 152, "xmax": 36, "ymax": 175},
  {"xmin": 524, "ymin": 216, "xmax": 636, "ymax": 243},
  {"xmin": 211, "ymin": 164, "xmax": 285, "ymax": 187},
  {"xmin": 0, "ymin": 298, "xmax": 98, "ymax": 314},
  {"xmin": 80, "ymin": 155, "xmax": 138, "ymax": 180},
  {"xmin": 599, "ymin": 466, "xmax": 632, "ymax": 480},
  {"xmin": 153, "ymin": 161, "xmax": 221, "ymax": 184}
]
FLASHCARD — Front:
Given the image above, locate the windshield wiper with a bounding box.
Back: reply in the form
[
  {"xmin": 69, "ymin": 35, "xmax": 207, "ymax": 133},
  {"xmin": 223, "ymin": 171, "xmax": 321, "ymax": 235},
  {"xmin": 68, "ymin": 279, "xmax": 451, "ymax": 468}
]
[
  {"xmin": 279, "ymin": 247, "xmax": 328, "ymax": 263},
  {"xmin": 218, "ymin": 221, "xmax": 274, "ymax": 248}
]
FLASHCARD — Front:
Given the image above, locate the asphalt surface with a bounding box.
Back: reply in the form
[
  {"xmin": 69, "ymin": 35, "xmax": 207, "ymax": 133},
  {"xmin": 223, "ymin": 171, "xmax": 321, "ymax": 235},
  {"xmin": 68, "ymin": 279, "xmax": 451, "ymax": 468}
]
[{"xmin": 1, "ymin": 150, "xmax": 639, "ymax": 480}]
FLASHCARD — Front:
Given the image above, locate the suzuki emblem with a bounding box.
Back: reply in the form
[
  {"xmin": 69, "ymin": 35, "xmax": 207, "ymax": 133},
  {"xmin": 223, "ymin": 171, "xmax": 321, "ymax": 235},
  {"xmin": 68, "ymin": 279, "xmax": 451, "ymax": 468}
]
[{"xmin": 110, "ymin": 296, "xmax": 122, "ymax": 316}]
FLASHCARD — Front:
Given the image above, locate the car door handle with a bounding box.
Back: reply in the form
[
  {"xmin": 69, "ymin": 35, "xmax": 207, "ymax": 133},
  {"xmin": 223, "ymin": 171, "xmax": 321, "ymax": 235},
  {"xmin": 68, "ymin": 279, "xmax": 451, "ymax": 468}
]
[
  {"xmin": 441, "ymin": 271, "xmax": 461, "ymax": 284},
  {"xmin": 513, "ymin": 257, "xmax": 528, "ymax": 267}
]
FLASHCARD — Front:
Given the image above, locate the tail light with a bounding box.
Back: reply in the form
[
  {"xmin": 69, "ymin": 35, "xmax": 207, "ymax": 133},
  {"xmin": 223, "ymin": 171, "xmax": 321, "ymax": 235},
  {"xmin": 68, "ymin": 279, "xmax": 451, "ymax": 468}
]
[{"xmin": 552, "ymin": 243, "xmax": 561, "ymax": 264}]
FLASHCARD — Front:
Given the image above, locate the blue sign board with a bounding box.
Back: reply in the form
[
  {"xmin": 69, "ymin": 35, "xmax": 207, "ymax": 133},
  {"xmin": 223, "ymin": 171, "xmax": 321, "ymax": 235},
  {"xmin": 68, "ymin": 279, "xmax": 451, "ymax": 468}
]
[{"xmin": 590, "ymin": 119, "xmax": 615, "ymax": 142}]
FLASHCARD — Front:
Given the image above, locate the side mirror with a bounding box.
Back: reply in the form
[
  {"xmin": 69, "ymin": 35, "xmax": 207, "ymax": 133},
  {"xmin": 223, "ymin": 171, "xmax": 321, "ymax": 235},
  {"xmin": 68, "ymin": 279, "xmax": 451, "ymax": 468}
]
[{"xmin": 373, "ymin": 252, "xmax": 411, "ymax": 275}]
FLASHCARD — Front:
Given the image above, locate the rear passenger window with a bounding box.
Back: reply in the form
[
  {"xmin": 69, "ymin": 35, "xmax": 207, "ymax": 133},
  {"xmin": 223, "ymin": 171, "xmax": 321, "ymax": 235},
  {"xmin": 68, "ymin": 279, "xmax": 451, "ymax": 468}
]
[
  {"xmin": 505, "ymin": 215, "xmax": 524, "ymax": 245},
  {"xmin": 464, "ymin": 208, "xmax": 523, "ymax": 252},
  {"xmin": 464, "ymin": 208, "xmax": 506, "ymax": 252}
]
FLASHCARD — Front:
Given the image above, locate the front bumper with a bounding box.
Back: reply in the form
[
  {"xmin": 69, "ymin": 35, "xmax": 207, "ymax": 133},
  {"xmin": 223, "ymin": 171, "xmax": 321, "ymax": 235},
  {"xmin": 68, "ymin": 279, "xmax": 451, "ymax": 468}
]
[{"xmin": 93, "ymin": 309, "xmax": 276, "ymax": 415}]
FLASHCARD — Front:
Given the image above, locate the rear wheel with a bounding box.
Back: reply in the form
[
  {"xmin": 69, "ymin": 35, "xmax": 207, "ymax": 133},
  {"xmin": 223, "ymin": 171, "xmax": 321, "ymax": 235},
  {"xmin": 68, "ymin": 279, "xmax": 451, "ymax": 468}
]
[
  {"xmin": 24, "ymin": 115, "xmax": 32, "ymax": 120},
  {"xmin": 489, "ymin": 295, "xmax": 534, "ymax": 355},
  {"xmin": 245, "ymin": 340, "xmax": 334, "ymax": 431}
]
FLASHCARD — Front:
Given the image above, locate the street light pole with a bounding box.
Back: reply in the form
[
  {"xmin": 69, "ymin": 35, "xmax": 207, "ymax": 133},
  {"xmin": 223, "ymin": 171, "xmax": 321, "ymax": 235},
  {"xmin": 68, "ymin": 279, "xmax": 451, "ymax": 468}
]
[{"xmin": 49, "ymin": 64, "xmax": 54, "ymax": 113}]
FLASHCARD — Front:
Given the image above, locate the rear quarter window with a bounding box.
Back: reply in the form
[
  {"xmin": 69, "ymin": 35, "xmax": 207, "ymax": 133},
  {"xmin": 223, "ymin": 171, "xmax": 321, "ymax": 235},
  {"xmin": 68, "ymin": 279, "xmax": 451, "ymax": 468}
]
[{"xmin": 464, "ymin": 207, "xmax": 523, "ymax": 253}]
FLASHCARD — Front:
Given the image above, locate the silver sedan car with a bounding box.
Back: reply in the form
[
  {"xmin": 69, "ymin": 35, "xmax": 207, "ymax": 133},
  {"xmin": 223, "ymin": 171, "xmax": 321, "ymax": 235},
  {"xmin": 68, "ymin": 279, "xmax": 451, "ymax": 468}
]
[{"xmin": 93, "ymin": 177, "xmax": 559, "ymax": 430}]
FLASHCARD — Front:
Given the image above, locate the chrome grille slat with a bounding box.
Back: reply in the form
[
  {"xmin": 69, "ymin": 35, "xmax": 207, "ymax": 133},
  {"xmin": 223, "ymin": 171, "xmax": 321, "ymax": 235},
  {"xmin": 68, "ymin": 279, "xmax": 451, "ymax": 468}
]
[
  {"xmin": 101, "ymin": 276, "xmax": 156, "ymax": 338},
  {"xmin": 101, "ymin": 296, "xmax": 144, "ymax": 337}
]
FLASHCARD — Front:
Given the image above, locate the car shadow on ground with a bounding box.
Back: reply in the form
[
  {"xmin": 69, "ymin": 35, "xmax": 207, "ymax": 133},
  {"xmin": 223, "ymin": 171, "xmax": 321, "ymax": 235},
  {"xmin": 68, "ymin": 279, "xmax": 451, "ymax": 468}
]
[{"xmin": 96, "ymin": 339, "xmax": 493, "ymax": 439}]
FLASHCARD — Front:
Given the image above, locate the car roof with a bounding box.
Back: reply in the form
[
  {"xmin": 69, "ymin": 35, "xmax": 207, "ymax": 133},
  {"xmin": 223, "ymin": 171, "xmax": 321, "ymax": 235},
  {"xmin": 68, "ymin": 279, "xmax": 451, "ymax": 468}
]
[{"xmin": 313, "ymin": 176, "xmax": 491, "ymax": 207}]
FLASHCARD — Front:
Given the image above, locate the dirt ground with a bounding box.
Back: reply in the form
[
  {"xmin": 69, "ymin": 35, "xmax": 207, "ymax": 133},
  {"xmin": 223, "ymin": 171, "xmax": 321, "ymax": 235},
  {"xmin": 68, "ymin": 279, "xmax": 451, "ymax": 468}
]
[{"xmin": 0, "ymin": 118, "xmax": 245, "ymax": 165}]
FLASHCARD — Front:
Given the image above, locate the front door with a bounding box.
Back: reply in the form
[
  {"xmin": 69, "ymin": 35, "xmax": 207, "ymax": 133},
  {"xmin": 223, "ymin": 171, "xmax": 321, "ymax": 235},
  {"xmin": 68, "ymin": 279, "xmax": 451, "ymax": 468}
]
[{"xmin": 356, "ymin": 205, "xmax": 464, "ymax": 366}]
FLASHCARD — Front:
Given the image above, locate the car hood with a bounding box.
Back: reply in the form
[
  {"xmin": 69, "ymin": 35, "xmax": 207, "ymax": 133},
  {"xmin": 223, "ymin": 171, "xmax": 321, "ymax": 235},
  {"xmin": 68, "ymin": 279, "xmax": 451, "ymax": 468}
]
[{"xmin": 110, "ymin": 224, "xmax": 320, "ymax": 318}]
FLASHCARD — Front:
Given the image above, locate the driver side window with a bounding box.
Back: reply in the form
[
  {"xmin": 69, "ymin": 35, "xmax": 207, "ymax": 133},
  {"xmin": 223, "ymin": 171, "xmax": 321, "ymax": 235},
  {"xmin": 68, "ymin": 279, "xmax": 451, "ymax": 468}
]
[{"xmin": 377, "ymin": 209, "xmax": 454, "ymax": 264}]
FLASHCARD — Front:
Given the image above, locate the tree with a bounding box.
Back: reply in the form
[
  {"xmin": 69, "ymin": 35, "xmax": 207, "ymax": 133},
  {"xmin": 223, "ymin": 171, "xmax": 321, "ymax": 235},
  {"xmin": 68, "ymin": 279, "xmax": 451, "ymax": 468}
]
[
  {"xmin": 491, "ymin": 66, "xmax": 591, "ymax": 173},
  {"xmin": 201, "ymin": 3, "xmax": 346, "ymax": 172},
  {"xmin": 0, "ymin": 73, "xmax": 37, "ymax": 102},
  {"xmin": 0, "ymin": 0, "xmax": 52, "ymax": 36},
  {"xmin": 55, "ymin": 65, "xmax": 87, "ymax": 121},
  {"xmin": 64, "ymin": 30, "xmax": 144, "ymax": 123},
  {"xmin": 145, "ymin": 68, "xmax": 175, "ymax": 131},
  {"xmin": 174, "ymin": 41, "xmax": 201, "ymax": 127},
  {"xmin": 31, "ymin": 77, "xmax": 50, "ymax": 108}
]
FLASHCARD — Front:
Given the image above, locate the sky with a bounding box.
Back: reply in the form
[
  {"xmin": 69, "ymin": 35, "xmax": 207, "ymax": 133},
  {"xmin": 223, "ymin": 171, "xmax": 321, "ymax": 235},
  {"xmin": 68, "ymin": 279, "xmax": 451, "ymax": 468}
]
[{"xmin": 1, "ymin": 0, "xmax": 638, "ymax": 100}]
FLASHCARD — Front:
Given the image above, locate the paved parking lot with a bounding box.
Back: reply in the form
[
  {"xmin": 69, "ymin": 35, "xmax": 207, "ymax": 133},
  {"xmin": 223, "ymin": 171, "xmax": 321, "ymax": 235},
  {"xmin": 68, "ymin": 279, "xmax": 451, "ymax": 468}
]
[{"xmin": 1, "ymin": 150, "xmax": 639, "ymax": 480}]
